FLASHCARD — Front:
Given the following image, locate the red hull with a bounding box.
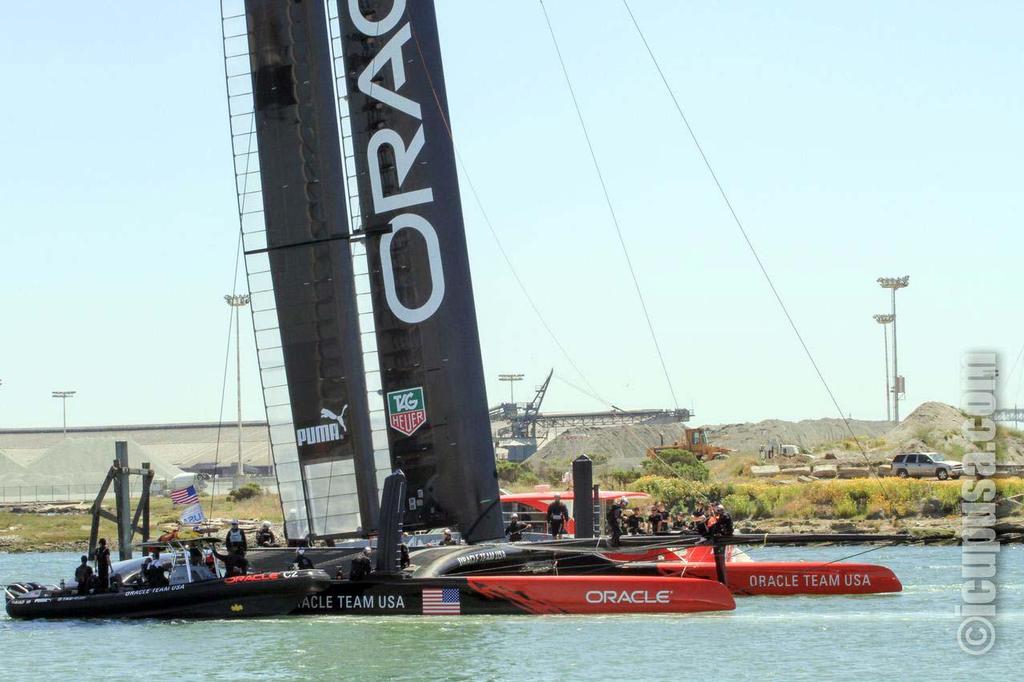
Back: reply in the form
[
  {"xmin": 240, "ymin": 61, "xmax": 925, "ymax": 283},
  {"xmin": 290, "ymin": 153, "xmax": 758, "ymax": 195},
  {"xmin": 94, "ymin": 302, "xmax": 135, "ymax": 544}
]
[
  {"xmin": 655, "ymin": 561, "xmax": 902, "ymax": 596},
  {"xmin": 467, "ymin": 575, "xmax": 735, "ymax": 614}
]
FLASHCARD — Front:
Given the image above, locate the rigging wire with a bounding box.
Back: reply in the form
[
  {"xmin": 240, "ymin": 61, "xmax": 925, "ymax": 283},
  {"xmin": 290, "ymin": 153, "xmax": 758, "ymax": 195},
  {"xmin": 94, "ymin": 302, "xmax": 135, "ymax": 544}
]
[
  {"xmin": 539, "ymin": 0, "xmax": 680, "ymax": 412},
  {"xmin": 406, "ymin": 21, "xmax": 609, "ymax": 407},
  {"xmin": 620, "ymin": 0, "xmax": 897, "ymax": 509}
]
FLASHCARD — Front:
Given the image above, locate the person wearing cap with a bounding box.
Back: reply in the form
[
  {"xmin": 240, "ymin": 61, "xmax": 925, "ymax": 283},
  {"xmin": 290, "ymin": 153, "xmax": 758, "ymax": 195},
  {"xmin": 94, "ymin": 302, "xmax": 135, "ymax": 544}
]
[
  {"xmin": 74, "ymin": 555, "xmax": 93, "ymax": 595},
  {"xmin": 293, "ymin": 546, "xmax": 315, "ymax": 570},
  {"xmin": 94, "ymin": 537, "xmax": 112, "ymax": 592},
  {"xmin": 710, "ymin": 503, "xmax": 734, "ymax": 537},
  {"xmin": 349, "ymin": 547, "xmax": 373, "ymax": 581},
  {"xmin": 546, "ymin": 493, "xmax": 570, "ymax": 539},
  {"xmin": 255, "ymin": 521, "xmax": 276, "ymax": 547},
  {"xmin": 440, "ymin": 528, "xmax": 458, "ymax": 546},
  {"xmin": 505, "ymin": 513, "xmax": 531, "ymax": 542},
  {"xmin": 225, "ymin": 519, "xmax": 247, "ymax": 555},
  {"xmin": 606, "ymin": 496, "xmax": 627, "ymax": 546}
]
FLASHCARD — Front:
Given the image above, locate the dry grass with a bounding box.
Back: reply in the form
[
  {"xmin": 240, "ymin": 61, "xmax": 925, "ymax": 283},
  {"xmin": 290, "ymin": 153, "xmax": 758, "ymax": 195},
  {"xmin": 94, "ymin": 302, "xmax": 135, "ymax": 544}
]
[{"xmin": 0, "ymin": 491, "xmax": 283, "ymax": 552}]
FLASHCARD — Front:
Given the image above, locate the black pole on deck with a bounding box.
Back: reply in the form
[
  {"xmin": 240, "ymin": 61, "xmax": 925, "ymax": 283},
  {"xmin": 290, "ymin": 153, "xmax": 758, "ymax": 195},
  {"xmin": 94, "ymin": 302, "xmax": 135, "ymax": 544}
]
[
  {"xmin": 713, "ymin": 541, "xmax": 728, "ymax": 585},
  {"xmin": 375, "ymin": 471, "xmax": 407, "ymax": 575},
  {"xmin": 572, "ymin": 455, "xmax": 594, "ymax": 539}
]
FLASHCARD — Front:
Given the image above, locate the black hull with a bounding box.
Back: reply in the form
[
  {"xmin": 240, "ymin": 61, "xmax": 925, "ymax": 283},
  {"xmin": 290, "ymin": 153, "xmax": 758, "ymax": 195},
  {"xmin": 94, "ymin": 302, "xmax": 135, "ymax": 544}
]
[
  {"xmin": 293, "ymin": 577, "xmax": 522, "ymax": 616},
  {"xmin": 6, "ymin": 570, "xmax": 331, "ymax": 620}
]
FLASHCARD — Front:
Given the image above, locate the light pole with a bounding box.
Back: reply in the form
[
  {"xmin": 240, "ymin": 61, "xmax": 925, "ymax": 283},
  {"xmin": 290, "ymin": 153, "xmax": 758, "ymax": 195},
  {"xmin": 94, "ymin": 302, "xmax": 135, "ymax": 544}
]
[
  {"xmin": 873, "ymin": 314, "xmax": 894, "ymax": 422},
  {"xmin": 877, "ymin": 276, "xmax": 909, "ymax": 422},
  {"xmin": 52, "ymin": 390, "xmax": 76, "ymax": 436},
  {"xmin": 225, "ymin": 293, "xmax": 251, "ymax": 486},
  {"xmin": 498, "ymin": 373, "xmax": 524, "ymax": 405}
]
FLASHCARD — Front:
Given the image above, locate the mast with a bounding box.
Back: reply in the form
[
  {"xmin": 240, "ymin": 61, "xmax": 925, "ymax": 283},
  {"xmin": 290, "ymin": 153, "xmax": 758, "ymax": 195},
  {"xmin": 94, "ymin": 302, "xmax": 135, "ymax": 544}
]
[{"xmin": 334, "ymin": 0, "xmax": 504, "ymax": 542}]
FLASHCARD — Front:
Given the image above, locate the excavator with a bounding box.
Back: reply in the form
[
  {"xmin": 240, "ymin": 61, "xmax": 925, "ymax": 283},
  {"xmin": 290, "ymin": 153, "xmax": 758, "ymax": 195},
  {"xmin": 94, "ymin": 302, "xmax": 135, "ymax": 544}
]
[{"xmin": 647, "ymin": 427, "xmax": 730, "ymax": 462}]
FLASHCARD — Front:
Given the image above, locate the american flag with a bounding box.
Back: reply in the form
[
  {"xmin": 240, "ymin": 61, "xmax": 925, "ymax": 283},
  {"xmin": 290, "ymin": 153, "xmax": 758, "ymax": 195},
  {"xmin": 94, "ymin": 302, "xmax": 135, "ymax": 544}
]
[
  {"xmin": 422, "ymin": 587, "xmax": 461, "ymax": 615},
  {"xmin": 170, "ymin": 485, "xmax": 199, "ymax": 506}
]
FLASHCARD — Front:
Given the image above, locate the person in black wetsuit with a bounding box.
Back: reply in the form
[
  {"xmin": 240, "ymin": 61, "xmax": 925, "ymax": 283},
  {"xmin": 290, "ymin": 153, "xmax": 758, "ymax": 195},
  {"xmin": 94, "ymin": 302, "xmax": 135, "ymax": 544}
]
[
  {"xmin": 711, "ymin": 503, "xmax": 734, "ymax": 537},
  {"xmin": 349, "ymin": 547, "xmax": 373, "ymax": 581},
  {"xmin": 648, "ymin": 505, "xmax": 664, "ymax": 534},
  {"xmin": 94, "ymin": 538, "xmax": 111, "ymax": 592},
  {"xmin": 74, "ymin": 556, "xmax": 93, "ymax": 595},
  {"xmin": 213, "ymin": 547, "xmax": 249, "ymax": 577},
  {"xmin": 546, "ymin": 494, "xmax": 570, "ymax": 539},
  {"xmin": 505, "ymin": 513, "xmax": 531, "ymax": 541},
  {"xmin": 147, "ymin": 550, "xmax": 169, "ymax": 587},
  {"xmin": 606, "ymin": 496, "xmax": 627, "ymax": 546},
  {"xmin": 399, "ymin": 543, "xmax": 410, "ymax": 570},
  {"xmin": 691, "ymin": 511, "xmax": 709, "ymax": 538},
  {"xmin": 625, "ymin": 509, "xmax": 641, "ymax": 535},
  {"xmin": 255, "ymin": 521, "xmax": 276, "ymax": 547},
  {"xmin": 293, "ymin": 547, "xmax": 314, "ymax": 570}
]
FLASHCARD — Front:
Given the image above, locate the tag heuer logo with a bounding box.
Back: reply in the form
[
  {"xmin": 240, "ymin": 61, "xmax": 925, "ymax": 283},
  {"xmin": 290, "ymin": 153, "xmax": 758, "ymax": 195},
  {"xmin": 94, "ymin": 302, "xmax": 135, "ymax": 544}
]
[{"xmin": 387, "ymin": 387, "xmax": 427, "ymax": 436}]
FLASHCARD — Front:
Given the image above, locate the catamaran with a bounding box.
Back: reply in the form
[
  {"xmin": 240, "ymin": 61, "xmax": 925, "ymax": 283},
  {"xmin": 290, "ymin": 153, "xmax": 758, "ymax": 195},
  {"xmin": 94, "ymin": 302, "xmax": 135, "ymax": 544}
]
[{"xmin": 218, "ymin": 0, "xmax": 899, "ymax": 615}]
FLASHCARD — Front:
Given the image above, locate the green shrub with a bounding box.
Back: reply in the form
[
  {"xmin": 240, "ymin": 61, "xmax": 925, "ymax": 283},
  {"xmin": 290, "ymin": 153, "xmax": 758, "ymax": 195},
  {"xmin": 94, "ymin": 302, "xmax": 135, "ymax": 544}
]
[
  {"xmin": 641, "ymin": 449, "xmax": 709, "ymax": 482},
  {"xmin": 228, "ymin": 482, "xmax": 263, "ymax": 502}
]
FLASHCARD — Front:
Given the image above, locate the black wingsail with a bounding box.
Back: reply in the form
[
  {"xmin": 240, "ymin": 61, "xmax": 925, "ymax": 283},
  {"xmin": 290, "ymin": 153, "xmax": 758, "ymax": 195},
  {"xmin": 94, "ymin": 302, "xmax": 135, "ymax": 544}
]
[
  {"xmin": 335, "ymin": 0, "xmax": 503, "ymax": 542},
  {"xmin": 238, "ymin": 0, "xmax": 383, "ymax": 540}
]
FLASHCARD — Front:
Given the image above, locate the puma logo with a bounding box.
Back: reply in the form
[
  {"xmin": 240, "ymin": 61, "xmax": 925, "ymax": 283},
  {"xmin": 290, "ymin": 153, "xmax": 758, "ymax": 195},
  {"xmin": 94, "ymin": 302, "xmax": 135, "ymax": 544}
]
[{"xmin": 296, "ymin": 405, "xmax": 348, "ymax": 447}]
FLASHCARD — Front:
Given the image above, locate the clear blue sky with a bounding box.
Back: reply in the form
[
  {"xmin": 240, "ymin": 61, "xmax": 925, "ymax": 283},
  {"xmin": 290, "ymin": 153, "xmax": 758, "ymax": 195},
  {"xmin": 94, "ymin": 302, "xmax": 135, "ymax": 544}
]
[{"xmin": 1, "ymin": 1, "xmax": 1021, "ymax": 429}]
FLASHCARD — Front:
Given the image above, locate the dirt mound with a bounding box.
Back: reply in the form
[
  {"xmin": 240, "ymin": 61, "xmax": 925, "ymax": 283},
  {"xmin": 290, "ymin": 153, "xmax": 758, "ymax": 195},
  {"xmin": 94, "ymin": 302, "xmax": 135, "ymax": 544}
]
[
  {"xmin": 881, "ymin": 401, "xmax": 1024, "ymax": 463},
  {"xmin": 884, "ymin": 402, "xmax": 966, "ymax": 447},
  {"xmin": 0, "ymin": 451, "xmax": 30, "ymax": 479},
  {"xmin": 707, "ymin": 418, "xmax": 889, "ymax": 454},
  {"xmin": 528, "ymin": 415, "xmax": 890, "ymax": 474},
  {"xmin": 528, "ymin": 423, "xmax": 689, "ymax": 474},
  {"xmin": 10, "ymin": 437, "xmax": 184, "ymax": 487}
]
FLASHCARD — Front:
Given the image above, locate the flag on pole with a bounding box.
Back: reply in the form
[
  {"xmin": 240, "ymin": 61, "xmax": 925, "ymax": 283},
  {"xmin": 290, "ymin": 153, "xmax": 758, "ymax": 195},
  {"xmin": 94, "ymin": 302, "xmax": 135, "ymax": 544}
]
[
  {"xmin": 179, "ymin": 503, "xmax": 206, "ymax": 526},
  {"xmin": 170, "ymin": 485, "xmax": 199, "ymax": 506}
]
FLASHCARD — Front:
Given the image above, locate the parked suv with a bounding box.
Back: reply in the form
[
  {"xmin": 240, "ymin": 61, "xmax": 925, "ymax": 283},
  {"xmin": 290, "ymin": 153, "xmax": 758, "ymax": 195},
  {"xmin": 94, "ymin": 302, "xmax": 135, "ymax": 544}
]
[{"xmin": 891, "ymin": 452, "xmax": 963, "ymax": 480}]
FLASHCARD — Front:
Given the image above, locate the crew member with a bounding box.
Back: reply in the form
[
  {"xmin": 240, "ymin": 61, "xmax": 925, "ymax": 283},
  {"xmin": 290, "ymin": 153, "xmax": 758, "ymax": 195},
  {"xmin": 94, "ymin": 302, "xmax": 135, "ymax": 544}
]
[
  {"xmin": 94, "ymin": 538, "xmax": 112, "ymax": 592},
  {"xmin": 225, "ymin": 519, "xmax": 247, "ymax": 555},
  {"xmin": 255, "ymin": 521, "xmax": 276, "ymax": 547},
  {"xmin": 399, "ymin": 543, "xmax": 411, "ymax": 570},
  {"xmin": 440, "ymin": 528, "xmax": 458, "ymax": 546},
  {"xmin": 213, "ymin": 546, "xmax": 248, "ymax": 577},
  {"xmin": 648, "ymin": 505, "xmax": 664, "ymax": 534},
  {"xmin": 711, "ymin": 503, "xmax": 734, "ymax": 537},
  {"xmin": 606, "ymin": 496, "xmax": 627, "ymax": 546},
  {"xmin": 625, "ymin": 509, "xmax": 641, "ymax": 535},
  {"xmin": 690, "ymin": 511, "xmax": 709, "ymax": 537},
  {"xmin": 74, "ymin": 556, "xmax": 93, "ymax": 595},
  {"xmin": 294, "ymin": 547, "xmax": 314, "ymax": 570},
  {"xmin": 349, "ymin": 547, "xmax": 373, "ymax": 581},
  {"xmin": 546, "ymin": 493, "xmax": 570, "ymax": 539},
  {"xmin": 187, "ymin": 546, "xmax": 215, "ymax": 581},
  {"xmin": 505, "ymin": 513, "xmax": 531, "ymax": 541},
  {"xmin": 204, "ymin": 549, "xmax": 217, "ymax": 575},
  {"xmin": 147, "ymin": 550, "xmax": 169, "ymax": 587}
]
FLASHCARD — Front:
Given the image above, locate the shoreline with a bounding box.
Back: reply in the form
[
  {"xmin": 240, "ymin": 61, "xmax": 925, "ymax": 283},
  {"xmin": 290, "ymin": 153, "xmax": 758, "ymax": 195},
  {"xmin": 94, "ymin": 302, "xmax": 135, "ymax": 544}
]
[{"xmin": 3, "ymin": 516, "xmax": 1020, "ymax": 554}]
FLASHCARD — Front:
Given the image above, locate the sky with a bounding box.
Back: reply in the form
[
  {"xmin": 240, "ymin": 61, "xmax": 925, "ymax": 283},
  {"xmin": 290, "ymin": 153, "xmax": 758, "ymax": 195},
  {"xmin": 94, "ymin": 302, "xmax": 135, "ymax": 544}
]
[{"xmin": 0, "ymin": 1, "xmax": 1021, "ymax": 430}]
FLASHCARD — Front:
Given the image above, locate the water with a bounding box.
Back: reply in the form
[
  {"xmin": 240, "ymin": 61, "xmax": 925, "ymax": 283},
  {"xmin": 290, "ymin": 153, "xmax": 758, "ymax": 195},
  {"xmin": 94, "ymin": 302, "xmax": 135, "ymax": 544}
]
[{"xmin": 1, "ymin": 546, "xmax": 1018, "ymax": 681}]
